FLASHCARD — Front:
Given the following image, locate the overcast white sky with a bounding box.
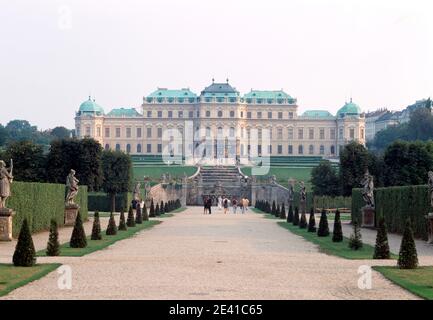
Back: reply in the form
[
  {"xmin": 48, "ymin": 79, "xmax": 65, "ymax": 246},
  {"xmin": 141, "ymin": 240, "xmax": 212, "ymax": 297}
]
[{"xmin": 1, "ymin": 0, "xmax": 432, "ymax": 129}]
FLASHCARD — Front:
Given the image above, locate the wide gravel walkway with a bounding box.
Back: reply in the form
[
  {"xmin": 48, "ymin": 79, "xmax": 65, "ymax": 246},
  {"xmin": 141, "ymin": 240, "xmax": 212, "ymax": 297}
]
[{"xmin": 1, "ymin": 207, "xmax": 417, "ymax": 300}]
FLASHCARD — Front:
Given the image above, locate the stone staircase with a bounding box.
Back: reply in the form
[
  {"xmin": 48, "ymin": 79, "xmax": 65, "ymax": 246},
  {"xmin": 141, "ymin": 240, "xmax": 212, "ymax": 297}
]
[{"xmin": 200, "ymin": 166, "xmax": 240, "ymax": 185}]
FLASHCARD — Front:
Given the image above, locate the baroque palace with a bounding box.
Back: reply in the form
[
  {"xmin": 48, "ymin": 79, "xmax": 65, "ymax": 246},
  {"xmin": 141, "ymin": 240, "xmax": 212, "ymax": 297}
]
[{"xmin": 75, "ymin": 80, "xmax": 365, "ymax": 164}]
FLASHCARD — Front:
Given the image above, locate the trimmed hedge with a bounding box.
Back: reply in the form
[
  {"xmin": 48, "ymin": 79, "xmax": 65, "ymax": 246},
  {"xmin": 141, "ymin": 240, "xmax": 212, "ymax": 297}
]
[
  {"xmin": 88, "ymin": 192, "xmax": 132, "ymax": 212},
  {"xmin": 314, "ymin": 196, "xmax": 351, "ymax": 210},
  {"xmin": 352, "ymin": 185, "xmax": 429, "ymax": 240},
  {"xmin": 9, "ymin": 181, "xmax": 88, "ymax": 237}
]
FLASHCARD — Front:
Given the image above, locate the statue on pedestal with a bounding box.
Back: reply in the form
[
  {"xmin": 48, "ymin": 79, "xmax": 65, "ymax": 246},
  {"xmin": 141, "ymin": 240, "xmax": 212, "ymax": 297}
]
[
  {"xmin": 299, "ymin": 181, "xmax": 307, "ymax": 213},
  {"xmin": 361, "ymin": 170, "xmax": 375, "ymax": 208},
  {"xmin": 0, "ymin": 160, "xmax": 13, "ymax": 209},
  {"xmin": 65, "ymin": 169, "xmax": 79, "ymax": 206}
]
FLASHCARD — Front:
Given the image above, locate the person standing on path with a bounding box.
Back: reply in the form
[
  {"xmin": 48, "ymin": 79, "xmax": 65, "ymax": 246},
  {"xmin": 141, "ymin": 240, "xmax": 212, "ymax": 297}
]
[
  {"xmin": 203, "ymin": 196, "xmax": 208, "ymax": 214},
  {"xmin": 223, "ymin": 197, "xmax": 229, "ymax": 214},
  {"xmin": 207, "ymin": 197, "xmax": 212, "ymax": 214},
  {"xmin": 217, "ymin": 196, "xmax": 222, "ymax": 210},
  {"xmin": 232, "ymin": 198, "xmax": 238, "ymax": 214}
]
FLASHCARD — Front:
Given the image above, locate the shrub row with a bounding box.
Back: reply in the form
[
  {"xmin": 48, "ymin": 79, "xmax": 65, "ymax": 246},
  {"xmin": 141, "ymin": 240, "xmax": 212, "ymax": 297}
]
[
  {"xmin": 352, "ymin": 185, "xmax": 429, "ymax": 240},
  {"xmin": 313, "ymin": 196, "xmax": 351, "ymax": 210},
  {"xmin": 88, "ymin": 192, "xmax": 132, "ymax": 212},
  {"xmin": 9, "ymin": 181, "xmax": 88, "ymax": 237}
]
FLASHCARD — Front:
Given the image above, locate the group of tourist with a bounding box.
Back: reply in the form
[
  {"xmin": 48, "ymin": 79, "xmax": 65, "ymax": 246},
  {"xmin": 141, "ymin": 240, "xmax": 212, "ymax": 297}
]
[{"xmin": 202, "ymin": 196, "xmax": 249, "ymax": 214}]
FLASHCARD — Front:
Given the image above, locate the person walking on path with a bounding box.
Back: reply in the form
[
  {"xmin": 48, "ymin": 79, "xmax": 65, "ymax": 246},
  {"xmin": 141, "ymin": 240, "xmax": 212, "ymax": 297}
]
[
  {"xmin": 203, "ymin": 196, "xmax": 209, "ymax": 214},
  {"xmin": 243, "ymin": 198, "xmax": 249, "ymax": 213},
  {"xmin": 232, "ymin": 198, "xmax": 238, "ymax": 214},
  {"xmin": 223, "ymin": 197, "xmax": 229, "ymax": 214},
  {"xmin": 207, "ymin": 197, "xmax": 212, "ymax": 214},
  {"xmin": 217, "ymin": 196, "xmax": 222, "ymax": 210}
]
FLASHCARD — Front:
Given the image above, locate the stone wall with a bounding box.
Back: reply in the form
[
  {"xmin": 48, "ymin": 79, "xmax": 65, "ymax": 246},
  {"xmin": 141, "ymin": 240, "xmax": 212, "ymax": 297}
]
[{"xmin": 149, "ymin": 182, "xmax": 186, "ymax": 207}]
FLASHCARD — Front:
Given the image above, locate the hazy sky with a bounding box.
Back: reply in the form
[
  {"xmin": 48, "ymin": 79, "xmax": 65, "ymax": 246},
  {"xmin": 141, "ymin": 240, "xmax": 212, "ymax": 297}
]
[{"xmin": 1, "ymin": 0, "xmax": 432, "ymax": 129}]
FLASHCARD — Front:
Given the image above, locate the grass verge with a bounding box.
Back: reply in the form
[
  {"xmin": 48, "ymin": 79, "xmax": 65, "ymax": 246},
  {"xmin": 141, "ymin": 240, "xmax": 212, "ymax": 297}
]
[
  {"xmin": 0, "ymin": 263, "xmax": 61, "ymax": 297},
  {"xmin": 37, "ymin": 220, "xmax": 161, "ymax": 257},
  {"xmin": 373, "ymin": 266, "xmax": 433, "ymax": 300}
]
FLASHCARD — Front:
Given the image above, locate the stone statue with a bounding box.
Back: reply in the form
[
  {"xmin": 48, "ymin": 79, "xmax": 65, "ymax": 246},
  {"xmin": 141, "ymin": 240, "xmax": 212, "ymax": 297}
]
[
  {"xmin": 0, "ymin": 160, "xmax": 13, "ymax": 209},
  {"xmin": 361, "ymin": 170, "xmax": 375, "ymax": 208},
  {"xmin": 288, "ymin": 179, "xmax": 295, "ymax": 203},
  {"xmin": 133, "ymin": 182, "xmax": 141, "ymax": 202},
  {"xmin": 428, "ymin": 171, "xmax": 433, "ymax": 208},
  {"xmin": 299, "ymin": 181, "xmax": 307, "ymax": 202},
  {"xmin": 161, "ymin": 173, "xmax": 167, "ymax": 183},
  {"xmin": 65, "ymin": 169, "xmax": 79, "ymax": 205},
  {"xmin": 270, "ymin": 175, "xmax": 277, "ymax": 184}
]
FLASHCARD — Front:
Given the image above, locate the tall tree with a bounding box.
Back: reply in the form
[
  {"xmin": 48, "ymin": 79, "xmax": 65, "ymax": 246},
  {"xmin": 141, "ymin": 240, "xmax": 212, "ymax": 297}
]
[
  {"xmin": 101, "ymin": 150, "xmax": 132, "ymax": 212},
  {"xmin": 339, "ymin": 141, "xmax": 370, "ymax": 196},
  {"xmin": 51, "ymin": 126, "xmax": 71, "ymax": 140},
  {"xmin": 0, "ymin": 124, "xmax": 9, "ymax": 146},
  {"xmin": 310, "ymin": 160, "xmax": 340, "ymax": 196}
]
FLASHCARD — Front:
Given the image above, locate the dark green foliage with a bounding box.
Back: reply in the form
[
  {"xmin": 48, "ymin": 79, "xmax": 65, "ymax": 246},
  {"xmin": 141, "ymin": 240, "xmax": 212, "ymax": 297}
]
[
  {"xmin": 287, "ymin": 205, "xmax": 293, "ymax": 223},
  {"xmin": 299, "ymin": 211, "xmax": 307, "ymax": 229},
  {"xmin": 374, "ymin": 217, "xmax": 390, "ymax": 259},
  {"xmin": 12, "ymin": 219, "xmax": 36, "ymax": 266},
  {"xmin": 311, "ymin": 160, "xmax": 340, "ymax": 196},
  {"xmin": 118, "ymin": 210, "xmax": 127, "ymax": 231},
  {"xmin": 339, "ymin": 141, "xmax": 370, "ymax": 196},
  {"xmin": 280, "ymin": 203, "xmax": 286, "ymax": 219},
  {"xmin": 101, "ymin": 150, "xmax": 133, "ymax": 211},
  {"xmin": 160, "ymin": 201, "xmax": 165, "ymax": 214},
  {"xmin": 46, "ymin": 138, "xmax": 103, "ymax": 192},
  {"xmin": 308, "ymin": 208, "xmax": 316, "ymax": 232},
  {"xmin": 91, "ymin": 211, "xmax": 102, "ymax": 240},
  {"xmin": 126, "ymin": 205, "xmax": 135, "ymax": 227},
  {"xmin": 398, "ymin": 219, "xmax": 418, "ymax": 269},
  {"xmin": 317, "ymin": 209, "xmax": 330, "ymax": 237},
  {"xmin": 46, "ymin": 219, "xmax": 60, "ymax": 256},
  {"xmin": 352, "ymin": 185, "xmax": 429, "ymax": 240},
  {"xmin": 10, "ymin": 181, "xmax": 88, "ymax": 237},
  {"xmin": 51, "ymin": 126, "xmax": 71, "ymax": 140},
  {"xmin": 106, "ymin": 212, "xmax": 118, "ymax": 236},
  {"xmin": 271, "ymin": 201, "xmax": 276, "ymax": 216},
  {"xmin": 348, "ymin": 220, "xmax": 363, "ymax": 250},
  {"xmin": 175, "ymin": 199, "xmax": 181, "ymax": 209},
  {"xmin": 149, "ymin": 199, "xmax": 155, "ymax": 217},
  {"xmin": 4, "ymin": 141, "xmax": 46, "ymax": 182},
  {"xmin": 292, "ymin": 207, "xmax": 299, "ymax": 226},
  {"xmin": 142, "ymin": 202, "xmax": 149, "ymax": 221},
  {"xmin": 276, "ymin": 204, "xmax": 281, "ymax": 217},
  {"xmin": 70, "ymin": 211, "xmax": 87, "ymax": 248},
  {"xmin": 155, "ymin": 203, "xmax": 160, "ymax": 216},
  {"xmin": 164, "ymin": 202, "xmax": 168, "ymax": 214},
  {"xmin": 135, "ymin": 203, "xmax": 143, "ymax": 224},
  {"xmin": 332, "ymin": 210, "xmax": 343, "ymax": 242},
  {"xmin": 88, "ymin": 192, "xmax": 131, "ymax": 213}
]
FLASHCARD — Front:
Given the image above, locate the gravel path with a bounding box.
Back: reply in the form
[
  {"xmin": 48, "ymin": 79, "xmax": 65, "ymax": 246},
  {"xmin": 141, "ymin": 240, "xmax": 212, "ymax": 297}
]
[{"xmin": 1, "ymin": 208, "xmax": 417, "ymax": 300}]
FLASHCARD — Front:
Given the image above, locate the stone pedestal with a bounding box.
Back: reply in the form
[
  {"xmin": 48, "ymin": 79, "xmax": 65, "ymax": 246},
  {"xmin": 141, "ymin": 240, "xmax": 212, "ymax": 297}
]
[
  {"xmin": 427, "ymin": 213, "xmax": 433, "ymax": 244},
  {"xmin": 361, "ymin": 206, "xmax": 375, "ymax": 228},
  {"xmin": 0, "ymin": 208, "xmax": 15, "ymax": 241},
  {"xmin": 64, "ymin": 204, "xmax": 79, "ymax": 226}
]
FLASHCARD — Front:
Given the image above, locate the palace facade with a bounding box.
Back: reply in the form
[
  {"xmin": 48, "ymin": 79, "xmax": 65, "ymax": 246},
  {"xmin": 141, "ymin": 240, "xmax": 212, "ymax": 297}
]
[{"xmin": 75, "ymin": 80, "xmax": 365, "ymax": 164}]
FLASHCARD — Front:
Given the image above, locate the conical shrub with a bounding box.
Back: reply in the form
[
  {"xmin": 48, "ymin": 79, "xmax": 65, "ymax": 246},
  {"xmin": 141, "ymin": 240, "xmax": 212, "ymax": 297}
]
[
  {"xmin": 142, "ymin": 203, "xmax": 149, "ymax": 221},
  {"xmin": 46, "ymin": 219, "xmax": 60, "ymax": 256},
  {"xmin": 317, "ymin": 209, "xmax": 329, "ymax": 237},
  {"xmin": 374, "ymin": 217, "xmax": 390, "ymax": 259},
  {"xmin": 280, "ymin": 203, "xmax": 286, "ymax": 219},
  {"xmin": 13, "ymin": 218, "xmax": 36, "ymax": 266},
  {"xmin": 70, "ymin": 211, "xmax": 87, "ymax": 248},
  {"xmin": 118, "ymin": 210, "xmax": 127, "ymax": 231},
  {"xmin": 299, "ymin": 211, "xmax": 307, "ymax": 229},
  {"xmin": 160, "ymin": 201, "xmax": 165, "ymax": 214},
  {"xmin": 106, "ymin": 212, "xmax": 118, "ymax": 235},
  {"xmin": 135, "ymin": 203, "xmax": 143, "ymax": 224},
  {"xmin": 308, "ymin": 208, "xmax": 316, "ymax": 232},
  {"xmin": 332, "ymin": 210, "xmax": 343, "ymax": 242},
  {"xmin": 271, "ymin": 201, "xmax": 276, "ymax": 216},
  {"xmin": 149, "ymin": 199, "xmax": 155, "ymax": 217},
  {"xmin": 397, "ymin": 219, "xmax": 418, "ymax": 269},
  {"xmin": 287, "ymin": 205, "xmax": 293, "ymax": 223},
  {"xmin": 91, "ymin": 211, "xmax": 102, "ymax": 240},
  {"xmin": 127, "ymin": 205, "xmax": 136, "ymax": 227},
  {"xmin": 276, "ymin": 204, "xmax": 281, "ymax": 217},
  {"xmin": 348, "ymin": 220, "xmax": 363, "ymax": 250},
  {"xmin": 292, "ymin": 207, "xmax": 300, "ymax": 226},
  {"xmin": 164, "ymin": 202, "xmax": 168, "ymax": 214},
  {"xmin": 155, "ymin": 203, "xmax": 160, "ymax": 216}
]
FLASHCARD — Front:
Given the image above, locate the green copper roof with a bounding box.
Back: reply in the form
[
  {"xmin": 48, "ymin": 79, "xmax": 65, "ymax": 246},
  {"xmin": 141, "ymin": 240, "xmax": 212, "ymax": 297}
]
[
  {"xmin": 244, "ymin": 90, "xmax": 292, "ymax": 100},
  {"xmin": 337, "ymin": 99, "xmax": 362, "ymax": 116},
  {"xmin": 78, "ymin": 97, "xmax": 104, "ymax": 114},
  {"xmin": 147, "ymin": 88, "xmax": 197, "ymax": 98},
  {"xmin": 106, "ymin": 108, "xmax": 141, "ymax": 117},
  {"xmin": 301, "ymin": 110, "xmax": 335, "ymax": 118},
  {"xmin": 200, "ymin": 82, "xmax": 239, "ymax": 98}
]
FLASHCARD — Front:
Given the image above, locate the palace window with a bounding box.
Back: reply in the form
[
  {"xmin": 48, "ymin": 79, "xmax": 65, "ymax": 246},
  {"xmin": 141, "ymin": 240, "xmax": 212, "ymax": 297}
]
[
  {"xmin": 196, "ymin": 111, "xmax": 200, "ymax": 117},
  {"xmin": 105, "ymin": 127, "xmax": 110, "ymax": 138},
  {"xmin": 289, "ymin": 112, "xmax": 294, "ymax": 119},
  {"xmin": 268, "ymin": 145, "xmax": 272, "ymax": 154},
  {"xmin": 147, "ymin": 111, "xmax": 152, "ymax": 118},
  {"xmin": 288, "ymin": 145, "xmax": 293, "ymax": 154},
  {"xmin": 168, "ymin": 111, "xmax": 173, "ymax": 118},
  {"xmin": 116, "ymin": 127, "xmax": 121, "ymax": 138},
  {"xmin": 178, "ymin": 111, "xmax": 183, "ymax": 118},
  {"xmin": 85, "ymin": 126, "xmax": 91, "ymax": 136},
  {"xmin": 339, "ymin": 127, "xmax": 344, "ymax": 139},
  {"xmin": 319, "ymin": 128, "xmax": 325, "ymax": 140},
  {"xmin": 257, "ymin": 111, "xmax": 262, "ymax": 119},
  {"xmin": 268, "ymin": 111, "xmax": 272, "ymax": 119},
  {"xmin": 309, "ymin": 128, "xmax": 314, "ymax": 140},
  {"xmin": 188, "ymin": 111, "xmax": 193, "ymax": 118},
  {"xmin": 350, "ymin": 128, "xmax": 355, "ymax": 139},
  {"xmin": 309, "ymin": 145, "xmax": 314, "ymax": 154},
  {"xmin": 298, "ymin": 128, "xmax": 304, "ymax": 140},
  {"xmin": 157, "ymin": 144, "xmax": 162, "ymax": 153},
  {"xmin": 277, "ymin": 145, "xmax": 282, "ymax": 154},
  {"xmin": 278, "ymin": 112, "xmax": 283, "ymax": 119},
  {"xmin": 331, "ymin": 145, "xmax": 335, "ymax": 155},
  {"xmin": 126, "ymin": 127, "xmax": 131, "ymax": 138},
  {"xmin": 320, "ymin": 145, "xmax": 325, "ymax": 155},
  {"xmin": 229, "ymin": 127, "xmax": 235, "ymax": 137},
  {"xmin": 277, "ymin": 128, "xmax": 282, "ymax": 140},
  {"xmin": 218, "ymin": 110, "xmax": 223, "ymax": 117},
  {"xmin": 330, "ymin": 128, "xmax": 336, "ymax": 140},
  {"xmin": 147, "ymin": 127, "xmax": 152, "ymax": 138},
  {"xmin": 105, "ymin": 144, "xmax": 110, "ymax": 151},
  {"xmin": 96, "ymin": 126, "xmax": 101, "ymax": 137},
  {"xmin": 247, "ymin": 112, "xmax": 251, "ymax": 119},
  {"xmin": 137, "ymin": 144, "xmax": 142, "ymax": 153},
  {"xmin": 230, "ymin": 111, "xmax": 235, "ymax": 118},
  {"xmin": 217, "ymin": 127, "xmax": 223, "ymax": 136},
  {"xmin": 147, "ymin": 144, "xmax": 152, "ymax": 153},
  {"xmin": 206, "ymin": 110, "xmax": 211, "ymax": 117},
  {"xmin": 157, "ymin": 128, "xmax": 162, "ymax": 138},
  {"xmin": 137, "ymin": 127, "xmax": 142, "ymax": 138},
  {"xmin": 288, "ymin": 127, "xmax": 293, "ymax": 139},
  {"xmin": 298, "ymin": 145, "xmax": 304, "ymax": 154},
  {"xmin": 240, "ymin": 111, "xmax": 244, "ymax": 118},
  {"xmin": 115, "ymin": 144, "xmax": 121, "ymax": 151},
  {"xmin": 126, "ymin": 144, "xmax": 131, "ymax": 153},
  {"xmin": 158, "ymin": 111, "xmax": 162, "ymax": 118},
  {"xmin": 257, "ymin": 145, "xmax": 262, "ymax": 155}
]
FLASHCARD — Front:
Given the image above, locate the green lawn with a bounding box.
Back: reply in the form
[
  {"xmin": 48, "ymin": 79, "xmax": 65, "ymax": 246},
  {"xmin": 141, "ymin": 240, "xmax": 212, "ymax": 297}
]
[
  {"xmin": 133, "ymin": 166, "xmax": 197, "ymax": 182},
  {"xmin": 252, "ymin": 208, "xmax": 396, "ymax": 259},
  {"xmin": 240, "ymin": 167, "xmax": 313, "ymax": 190},
  {"xmin": 373, "ymin": 266, "xmax": 433, "ymax": 300},
  {"xmin": 0, "ymin": 263, "xmax": 61, "ymax": 297},
  {"xmin": 37, "ymin": 220, "xmax": 161, "ymax": 257}
]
